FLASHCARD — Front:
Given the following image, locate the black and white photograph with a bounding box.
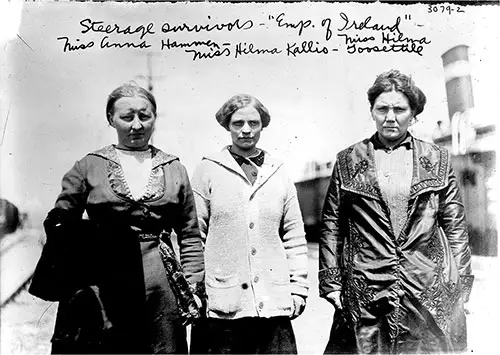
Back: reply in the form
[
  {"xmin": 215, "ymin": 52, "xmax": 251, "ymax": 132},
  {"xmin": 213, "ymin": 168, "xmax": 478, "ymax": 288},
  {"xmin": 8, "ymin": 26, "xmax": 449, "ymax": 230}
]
[{"xmin": 1, "ymin": 0, "xmax": 498, "ymax": 354}]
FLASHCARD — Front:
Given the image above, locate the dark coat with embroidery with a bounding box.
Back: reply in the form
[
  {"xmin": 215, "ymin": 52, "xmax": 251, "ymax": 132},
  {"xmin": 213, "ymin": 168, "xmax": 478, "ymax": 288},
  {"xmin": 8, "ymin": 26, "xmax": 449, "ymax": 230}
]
[
  {"xmin": 32, "ymin": 145, "xmax": 204, "ymax": 354},
  {"xmin": 319, "ymin": 136, "xmax": 473, "ymax": 354}
]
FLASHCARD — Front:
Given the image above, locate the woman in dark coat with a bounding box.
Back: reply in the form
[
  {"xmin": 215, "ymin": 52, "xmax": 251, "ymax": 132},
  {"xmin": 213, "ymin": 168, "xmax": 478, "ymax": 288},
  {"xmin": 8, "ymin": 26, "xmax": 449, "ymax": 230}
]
[
  {"xmin": 30, "ymin": 83, "xmax": 205, "ymax": 354},
  {"xmin": 319, "ymin": 70, "xmax": 473, "ymax": 354}
]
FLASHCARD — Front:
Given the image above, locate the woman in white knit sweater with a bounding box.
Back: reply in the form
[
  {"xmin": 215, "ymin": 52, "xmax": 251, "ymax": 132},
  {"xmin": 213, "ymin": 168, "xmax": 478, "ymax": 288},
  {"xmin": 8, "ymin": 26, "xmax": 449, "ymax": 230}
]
[{"xmin": 190, "ymin": 94, "xmax": 309, "ymax": 354}]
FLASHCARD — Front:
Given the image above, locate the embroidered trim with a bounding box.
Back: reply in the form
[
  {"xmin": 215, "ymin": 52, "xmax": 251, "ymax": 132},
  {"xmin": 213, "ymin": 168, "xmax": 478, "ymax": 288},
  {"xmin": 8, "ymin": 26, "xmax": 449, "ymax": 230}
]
[
  {"xmin": 337, "ymin": 143, "xmax": 382, "ymax": 200},
  {"xmin": 419, "ymin": 272, "xmax": 461, "ymax": 336},
  {"xmin": 427, "ymin": 227, "xmax": 444, "ymax": 264},
  {"xmin": 419, "ymin": 156, "xmax": 438, "ymax": 176},
  {"xmin": 141, "ymin": 165, "xmax": 165, "ymax": 201},
  {"xmin": 338, "ymin": 148, "xmax": 379, "ymax": 199},
  {"xmin": 109, "ymin": 163, "xmax": 127, "ymax": 199},
  {"xmin": 460, "ymin": 274, "xmax": 474, "ymax": 300},
  {"xmin": 337, "ymin": 139, "xmax": 450, "ymax": 199},
  {"xmin": 341, "ymin": 222, "xmax": 375, "ymax": 326},
  {"xmin": 347, "ymin": 221, "xmax": 366, "ymax": 258},
  {"xmin": 353, "ymin": 160, "xmax": 369, "ymax": 179},
  {"xmin": 342, "ymin": 273, "xmax": 375, "ymax": 326},
  {"xmin": 419, "ymin": 230, "xmax": 462, "ymax": 337},
  {"xmin": 319, "ymin": 267, "xmax": 343, "ymax": 287},
  {"xmin": 90, "ymin": 145, "xmax": 176, "ymax": 202},
  {"xmin": 410, "ymin": 144, "xmax": 449, "ymax": 197}
]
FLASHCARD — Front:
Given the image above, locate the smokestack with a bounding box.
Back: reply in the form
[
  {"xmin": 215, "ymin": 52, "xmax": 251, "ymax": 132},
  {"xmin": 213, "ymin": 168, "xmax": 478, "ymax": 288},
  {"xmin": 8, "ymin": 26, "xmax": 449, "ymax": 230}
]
[
  {"xmin": 442, "ymin": 45, "xmax": 476, "ymax": 155},
  {"xmin": 441, "ymin": 45, "xmax": 474, "ymax": 118}
]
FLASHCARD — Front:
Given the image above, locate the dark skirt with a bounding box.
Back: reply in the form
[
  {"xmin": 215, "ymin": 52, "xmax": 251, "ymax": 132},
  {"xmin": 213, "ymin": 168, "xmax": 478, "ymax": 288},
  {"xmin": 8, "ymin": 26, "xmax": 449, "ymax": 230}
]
[
  {"xmin": 190, "ymin": 316, "xmax": 297, "ymax": 354},
  {"xmin": 51, "ymin": 237, "xmax": 187, "ymax": 354}
]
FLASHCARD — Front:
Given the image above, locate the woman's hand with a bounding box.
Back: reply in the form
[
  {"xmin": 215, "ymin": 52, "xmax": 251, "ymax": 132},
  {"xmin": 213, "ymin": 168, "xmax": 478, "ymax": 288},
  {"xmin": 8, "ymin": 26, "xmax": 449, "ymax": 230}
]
[
  {"xmin": 290, "ymin": 294, "xmax": 306, "ymax": 320},
  {"xmin": 325, "ymin": 291, "xmax": 343, "ymax": 310}
]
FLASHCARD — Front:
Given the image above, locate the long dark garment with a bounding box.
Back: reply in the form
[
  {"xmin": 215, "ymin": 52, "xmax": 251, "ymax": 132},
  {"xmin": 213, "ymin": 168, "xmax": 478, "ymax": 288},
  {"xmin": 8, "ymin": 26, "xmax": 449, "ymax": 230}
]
[
  {"xmin": 44, "ymin": 225, "xmax": 190, "ymax": 354},
  {"xmin": 191, "ymin": 316, "xmax": 297, "ymax": 354},
  {"xmin": 30, "ymin": 145, "xmax": 205, "ymax": 354},
  {"xmin": 319, "ymin": 136, "xmax": 473, "ymax": 354}
]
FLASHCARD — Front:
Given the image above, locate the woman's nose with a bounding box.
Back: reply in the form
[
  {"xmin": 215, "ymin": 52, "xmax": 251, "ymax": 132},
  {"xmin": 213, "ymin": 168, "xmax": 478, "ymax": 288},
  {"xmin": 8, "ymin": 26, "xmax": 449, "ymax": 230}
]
[
  {"xmin": 241, "ymin": 123, "xmax": 251, "ymax": 133},
  {"xmin": 385, "ymin": 109, "xmax": 396, "ymax": 122},
  {"xmin": 131, "ymin": 116, "xmax": 143, "ymax": 130}
]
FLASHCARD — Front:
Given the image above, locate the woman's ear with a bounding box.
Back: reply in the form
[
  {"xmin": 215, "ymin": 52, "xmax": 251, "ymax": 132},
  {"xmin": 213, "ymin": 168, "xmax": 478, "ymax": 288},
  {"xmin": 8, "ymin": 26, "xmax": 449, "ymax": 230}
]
[{"xmin": 107, "ymin": 113, "xmax": 115, "ymax": 127}]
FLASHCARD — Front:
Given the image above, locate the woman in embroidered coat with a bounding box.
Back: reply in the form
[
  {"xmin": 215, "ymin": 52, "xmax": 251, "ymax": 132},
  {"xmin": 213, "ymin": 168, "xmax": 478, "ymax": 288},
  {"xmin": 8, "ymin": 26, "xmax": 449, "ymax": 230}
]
[
  {"xmin": 189, "ymin": 94, "xmax": 309, "ymax": 354},
  {"xmin": 319, "ymin": 70, "xmax": 473, "ymax": 354},
  {"xmin": 30, "ymin": 84, "xmax": 205, "ymax": 354}
]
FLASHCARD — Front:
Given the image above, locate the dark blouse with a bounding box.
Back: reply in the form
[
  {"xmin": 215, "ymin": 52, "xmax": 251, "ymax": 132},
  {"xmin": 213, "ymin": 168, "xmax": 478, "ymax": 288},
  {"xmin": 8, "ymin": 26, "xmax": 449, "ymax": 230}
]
[{"xmin": 229, "ymin": 148, "xmax": 265, "ymax": 185}]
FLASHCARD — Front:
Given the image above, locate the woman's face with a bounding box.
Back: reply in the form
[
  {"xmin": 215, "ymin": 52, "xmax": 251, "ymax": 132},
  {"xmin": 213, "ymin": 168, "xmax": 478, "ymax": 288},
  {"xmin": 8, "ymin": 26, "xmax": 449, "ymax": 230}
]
[
  {"xmin": 229, "ymin": 105, "xmax": 263, "ymax": 156},
  {"xmin": 371, "ymin": 90, "xmax": 414, "ymax": 143},
  {"xmin": 109, "ymin": 96, "xmax": 156, "ymax": 150}
]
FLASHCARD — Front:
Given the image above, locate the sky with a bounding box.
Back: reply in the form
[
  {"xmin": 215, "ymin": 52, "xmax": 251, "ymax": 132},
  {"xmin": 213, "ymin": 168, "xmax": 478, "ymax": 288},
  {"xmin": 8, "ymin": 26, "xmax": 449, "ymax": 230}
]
[{"xmin": 0, "ymin": 1, "xmax": 499, "ymax": 227}]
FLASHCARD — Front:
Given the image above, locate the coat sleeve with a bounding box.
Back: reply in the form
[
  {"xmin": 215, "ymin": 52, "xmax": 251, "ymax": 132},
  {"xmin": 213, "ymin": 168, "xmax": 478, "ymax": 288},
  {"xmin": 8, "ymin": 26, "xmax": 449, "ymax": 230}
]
[
  {"xmin": 281, "ymin": 170, "xmax": 309, "ymax": 298},
  {"xmin": 438, "ymin": 154, "xmax": 474, "ymax": 301},
  {"xmin": 43, "ymin": 158, "xmax": 90, "ymax": 237},
  {"xmin": 172, "ymin": 161, "xmax": 205, "ymax": 288},
  {"xmin": 318, "ymin": 161, "xmax": 344, "ymax": 297},
  {"xmin": 53, "ymin": 159, "xmax": 89, "ymax": 215}
]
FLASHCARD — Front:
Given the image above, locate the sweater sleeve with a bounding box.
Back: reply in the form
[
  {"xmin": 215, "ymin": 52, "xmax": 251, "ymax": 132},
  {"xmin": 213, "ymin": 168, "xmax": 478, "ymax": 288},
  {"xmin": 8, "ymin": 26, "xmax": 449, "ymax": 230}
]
[{"xmin": 281, "ymin": 169, "xmax": 309, "ymax": 298}]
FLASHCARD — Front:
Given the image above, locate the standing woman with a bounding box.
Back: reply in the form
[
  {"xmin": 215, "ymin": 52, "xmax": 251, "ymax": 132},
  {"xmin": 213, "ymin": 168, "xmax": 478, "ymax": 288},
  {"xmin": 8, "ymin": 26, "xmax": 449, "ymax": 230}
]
[
  {"xmin": 30, "ymin": 83, "xmax": 205, "ymax": 354},
  {"xmin": 319, "ymin": 70, "xmax": 474, "ymax": 354},
  {"xmin": 190, "ymin": 94, "xmax": 309, "ymax": 354}
]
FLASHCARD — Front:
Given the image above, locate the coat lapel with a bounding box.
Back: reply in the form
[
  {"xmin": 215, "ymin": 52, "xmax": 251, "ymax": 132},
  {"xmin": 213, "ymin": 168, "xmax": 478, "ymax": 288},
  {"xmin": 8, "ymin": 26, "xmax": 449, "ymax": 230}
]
[
  {"xmin": 205, "ymin": 147, "xmax": 251, "ymax": 184},
  {"xmin": 250, "ymin": 155, "xmax": 282, "ymax": 199},
  {"xmin": 89, "ymin": 145, "xmax": 178, "ymax": 201},
  {"xmin": 409, "ymin": 140, "xmax": 449, "ymax": 198},
  {"xmin": 337, "ymin": 138, "xmax": 382, "ymax": 201},
  {"xmin": 204, "ymin": 147, "xmax": 283, "ymax": 199},
  {"xmin": 337, "ymin": 137, "xmax": 450, "ymax": 201},
  {"xmin": 90, "ymin": 145, "xmax": 178, "ymax": 167}
]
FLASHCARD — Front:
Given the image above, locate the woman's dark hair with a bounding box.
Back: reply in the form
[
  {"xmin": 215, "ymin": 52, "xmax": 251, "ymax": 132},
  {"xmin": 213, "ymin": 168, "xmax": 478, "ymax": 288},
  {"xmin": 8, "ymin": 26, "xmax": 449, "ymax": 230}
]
[
  {"xmin": 367, "ymin": 70, "xmax": 426, "ymax": 116},
  {"xmin": 215, "ymin": 94, "xmax": 271, "ymax": 130},
  {"xmin": 106, "ymin": 83, "xmax": 157, "ymax": 123}
]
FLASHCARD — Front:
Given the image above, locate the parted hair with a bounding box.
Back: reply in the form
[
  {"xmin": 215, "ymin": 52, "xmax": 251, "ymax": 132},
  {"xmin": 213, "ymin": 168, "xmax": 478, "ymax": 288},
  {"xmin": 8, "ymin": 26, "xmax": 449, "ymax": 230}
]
[
  {"xmin": 106, "ymin": 83, "xmax": 157, "ymax": 123},
  {"xmin": 215, "ymin": 94, "xmax": 271, "ymax": 130},
  {"xmin": 367, "ymin": 70, "xmax": 427, "ymax": 117}
]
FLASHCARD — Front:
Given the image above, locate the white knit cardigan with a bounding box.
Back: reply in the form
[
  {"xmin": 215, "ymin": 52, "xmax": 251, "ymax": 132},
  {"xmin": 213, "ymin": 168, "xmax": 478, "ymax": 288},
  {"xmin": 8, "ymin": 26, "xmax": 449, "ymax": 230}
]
[{"xmin": 191, "ymin": 147, "xmax": 309, "ymax": 319}]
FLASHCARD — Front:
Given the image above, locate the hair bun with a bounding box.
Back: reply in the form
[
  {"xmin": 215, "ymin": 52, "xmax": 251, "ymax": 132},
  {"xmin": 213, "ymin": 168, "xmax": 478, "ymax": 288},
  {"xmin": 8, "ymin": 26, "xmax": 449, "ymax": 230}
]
[{"xmin": 414, "ymin": 87, "xmax": 427, "ymax": 116}]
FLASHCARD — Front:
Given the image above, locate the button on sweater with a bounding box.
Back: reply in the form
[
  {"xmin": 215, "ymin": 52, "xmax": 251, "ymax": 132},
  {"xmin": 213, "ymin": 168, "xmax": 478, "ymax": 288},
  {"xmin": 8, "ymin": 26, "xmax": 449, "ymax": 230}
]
[{"xmin": 191, "ymin": 147, "xmax": 309, "ymax": 319}]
